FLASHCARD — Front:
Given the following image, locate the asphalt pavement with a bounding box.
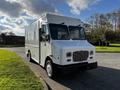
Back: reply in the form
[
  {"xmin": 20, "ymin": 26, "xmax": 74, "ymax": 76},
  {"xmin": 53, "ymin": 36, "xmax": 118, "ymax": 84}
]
[{"xmin": 2, "ymin": 47, "xmax": 120, "ymax": 90}]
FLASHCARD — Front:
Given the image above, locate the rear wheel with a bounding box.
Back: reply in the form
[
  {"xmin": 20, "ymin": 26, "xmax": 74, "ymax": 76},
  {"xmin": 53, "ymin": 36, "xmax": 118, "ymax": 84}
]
[
  {"xmin": 45, "ymin": 60, "xmax": 54, "ymax": 78},
  {"xmin": 27, "ymin": 52, "xmax": 32, "ymax": 62}
]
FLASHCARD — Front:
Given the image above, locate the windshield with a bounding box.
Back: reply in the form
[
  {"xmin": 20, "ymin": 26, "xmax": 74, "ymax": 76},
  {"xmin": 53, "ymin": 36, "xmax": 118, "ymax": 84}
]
[
  {"xmin": 69, "ymin": 26, "xmax": 86, "ymax": 40},
  {"xmin": 49, "ymin": 24, "xmax": 86, "ymax": 40},
  {"xmin": 49, "ymin": 24, "xmax": 69, "ymax": 40}
]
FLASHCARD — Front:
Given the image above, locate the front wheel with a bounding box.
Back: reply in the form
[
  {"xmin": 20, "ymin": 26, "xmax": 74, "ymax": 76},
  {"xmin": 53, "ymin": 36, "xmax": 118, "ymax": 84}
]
[{"xmin": 45, "ymin": 60, "xmax": 54, "ymax": 78}]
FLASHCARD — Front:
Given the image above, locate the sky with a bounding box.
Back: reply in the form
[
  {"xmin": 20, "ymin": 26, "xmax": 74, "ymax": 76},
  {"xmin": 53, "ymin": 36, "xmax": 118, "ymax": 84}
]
[{"xmin": 0, "ymin": 0, "xmax": 120, "ymax": 36}]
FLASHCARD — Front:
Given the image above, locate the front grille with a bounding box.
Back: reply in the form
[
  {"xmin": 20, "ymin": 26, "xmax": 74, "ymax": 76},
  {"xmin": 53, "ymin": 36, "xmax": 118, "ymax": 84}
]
[{"xmin": 73, "ymin": 51, "xmax": 89, "ymax": 62}]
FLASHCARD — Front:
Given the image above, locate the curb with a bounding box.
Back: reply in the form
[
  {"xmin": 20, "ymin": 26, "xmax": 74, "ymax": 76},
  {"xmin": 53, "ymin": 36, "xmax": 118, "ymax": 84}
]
[{"xmin": 39, "ymin": 77, "xmax": 49, "ymax": 90}]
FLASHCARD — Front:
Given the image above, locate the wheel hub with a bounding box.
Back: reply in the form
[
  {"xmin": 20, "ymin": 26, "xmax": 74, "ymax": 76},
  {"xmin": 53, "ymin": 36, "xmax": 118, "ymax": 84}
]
[{"xmin": 46, "ymin": 64, "xmax": 52, "ymax": 77}]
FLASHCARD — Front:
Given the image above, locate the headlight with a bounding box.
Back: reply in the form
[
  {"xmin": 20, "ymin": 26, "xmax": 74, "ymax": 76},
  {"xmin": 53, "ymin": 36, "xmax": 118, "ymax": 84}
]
[
  {"xmin": 90, "ymin": 51, "xmax": 93, "ymax": 55},
  {"xmin": 66, "ymin": 52, "xmax": 72, "ymax": 57}
]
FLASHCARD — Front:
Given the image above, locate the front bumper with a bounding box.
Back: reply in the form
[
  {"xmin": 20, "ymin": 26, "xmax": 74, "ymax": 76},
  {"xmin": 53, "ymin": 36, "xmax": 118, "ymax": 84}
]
[{"xmin": 53, "ymin": 62, "xmax": 97, "ymax": 72}]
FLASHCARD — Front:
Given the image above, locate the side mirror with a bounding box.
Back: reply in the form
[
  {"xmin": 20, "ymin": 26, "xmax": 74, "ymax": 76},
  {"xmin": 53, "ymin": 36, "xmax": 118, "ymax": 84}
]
[
  {"xmin": 41, "ymin": 34, "xmax": 50, "ymax": 42},
  {"xmin": 46, "ymin": 35, "xmax": 50, "ymax": 41},
  {"xmin": 41, "ymin": 30, "xmax": 46, "ymax": 35},
  {"xmin": 41, "ymin": 33, "xmax": 46, "ymax": 41},
  {"xmin": 40, "ymin": 25, "xmax": 50, "ymax": 42}
]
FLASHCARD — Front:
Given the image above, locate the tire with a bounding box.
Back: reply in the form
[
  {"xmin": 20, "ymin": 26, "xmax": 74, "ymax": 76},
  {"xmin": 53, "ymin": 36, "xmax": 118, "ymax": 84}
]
[
  {"xmin": 45, "ymin": 60, "xmax": 54, "ymax": 78},
  {"xmin": 27, "ymin": 52, "xmax": 32, "ymax": 62}
]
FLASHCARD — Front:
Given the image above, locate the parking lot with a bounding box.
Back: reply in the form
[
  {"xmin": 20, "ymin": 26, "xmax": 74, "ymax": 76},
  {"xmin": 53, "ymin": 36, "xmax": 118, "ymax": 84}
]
[{"xmin": 4, "ymin": 47, "xmax": 120, "ymax": 90}]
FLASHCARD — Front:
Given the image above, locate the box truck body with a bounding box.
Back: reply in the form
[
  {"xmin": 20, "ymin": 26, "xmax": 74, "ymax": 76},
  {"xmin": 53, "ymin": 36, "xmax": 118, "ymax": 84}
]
[{"xmin": 25, "ymin": 13, "xmax": 97, "ymax": 77}]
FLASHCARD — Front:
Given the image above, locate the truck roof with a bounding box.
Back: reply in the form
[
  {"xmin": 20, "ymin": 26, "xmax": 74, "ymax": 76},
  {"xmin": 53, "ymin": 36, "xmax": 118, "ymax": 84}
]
[{"xmin": 40, "ymin": 13, "xmax": 83, "ymax": 26}]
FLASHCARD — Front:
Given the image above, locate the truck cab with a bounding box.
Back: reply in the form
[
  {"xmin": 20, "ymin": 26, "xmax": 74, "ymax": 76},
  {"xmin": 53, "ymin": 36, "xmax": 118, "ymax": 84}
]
[{"xmin": 25, "ymin": 13, "xmax": 97, "ymax": 78}]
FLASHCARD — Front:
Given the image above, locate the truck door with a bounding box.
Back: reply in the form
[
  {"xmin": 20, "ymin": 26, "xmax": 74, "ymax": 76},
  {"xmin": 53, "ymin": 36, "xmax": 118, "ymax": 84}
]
[{"xmin": 39, "ymin": 24, "xmax": 48, "ymax": 66}]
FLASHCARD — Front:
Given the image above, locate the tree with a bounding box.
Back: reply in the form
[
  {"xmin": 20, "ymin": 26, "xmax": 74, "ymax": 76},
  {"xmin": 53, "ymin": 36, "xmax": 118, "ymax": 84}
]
[
  {"xmin": 87, "ymin": 9, "xmax": 120, "ymax": 44},
  {"xmin": 8, "ymin": 32, "xmax": 16, "ymax": 36},
  {"xmin": 1, "ymin": 33, "xmax": 6, "ymax": 44}
]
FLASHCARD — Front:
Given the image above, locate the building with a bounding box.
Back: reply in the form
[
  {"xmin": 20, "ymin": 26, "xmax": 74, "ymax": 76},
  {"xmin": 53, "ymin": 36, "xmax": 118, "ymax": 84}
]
[{"xmin": 0, "ymin": 35, "xmax": 25, "ymax": 46}]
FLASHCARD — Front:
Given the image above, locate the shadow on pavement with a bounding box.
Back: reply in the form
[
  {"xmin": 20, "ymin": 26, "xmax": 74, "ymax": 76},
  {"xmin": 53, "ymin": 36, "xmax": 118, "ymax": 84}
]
[
  {"xmin": 30, "ymin": 59, "xmax": 39, "ymax": 65},
  {"xmin": 53, "ymin": 66, "xmax": 120, "ymax": 90}
]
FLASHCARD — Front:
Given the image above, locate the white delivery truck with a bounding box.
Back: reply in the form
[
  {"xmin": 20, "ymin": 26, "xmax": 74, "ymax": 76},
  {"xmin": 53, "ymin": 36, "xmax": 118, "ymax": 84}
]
[{"xmin": 25, "ymin": 13, "xmax": 97, "ymax": 78}]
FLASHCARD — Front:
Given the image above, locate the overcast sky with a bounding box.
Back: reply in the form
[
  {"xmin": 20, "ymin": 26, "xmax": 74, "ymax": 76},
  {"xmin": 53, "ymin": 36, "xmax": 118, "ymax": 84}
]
[{"xmin": 0, "ymin": 0, "xmax": 120, "ymax": 36}]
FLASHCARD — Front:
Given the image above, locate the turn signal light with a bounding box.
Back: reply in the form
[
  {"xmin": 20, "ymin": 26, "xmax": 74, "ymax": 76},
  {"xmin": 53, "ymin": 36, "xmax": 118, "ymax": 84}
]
[{"xmin": 66, "ymin": 52, "xmax": 72, "ymax": 57}]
